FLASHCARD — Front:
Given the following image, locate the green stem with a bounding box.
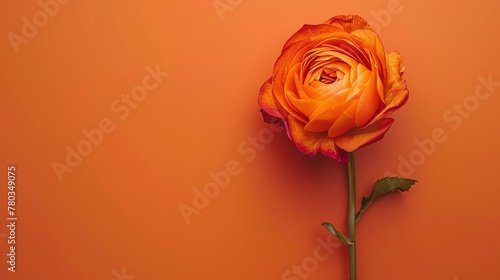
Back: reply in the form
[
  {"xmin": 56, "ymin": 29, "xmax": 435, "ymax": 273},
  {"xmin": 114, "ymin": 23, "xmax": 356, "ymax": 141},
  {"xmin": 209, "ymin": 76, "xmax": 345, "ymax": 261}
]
[{"xmin": 347, "ymin": 152, "xmax": 357, "ymax": 280}]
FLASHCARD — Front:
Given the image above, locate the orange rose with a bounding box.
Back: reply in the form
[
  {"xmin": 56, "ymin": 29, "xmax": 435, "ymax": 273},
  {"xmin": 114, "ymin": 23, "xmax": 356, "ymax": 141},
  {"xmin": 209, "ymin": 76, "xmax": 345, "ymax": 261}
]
[{"xmin": 258, "ymin": 15, "xmax": 409, "ymax": 163}]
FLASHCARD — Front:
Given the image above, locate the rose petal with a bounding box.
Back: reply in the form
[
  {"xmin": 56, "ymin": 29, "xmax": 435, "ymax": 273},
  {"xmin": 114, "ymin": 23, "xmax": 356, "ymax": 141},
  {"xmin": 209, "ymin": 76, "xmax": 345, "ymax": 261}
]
[
  {"xmin": 370, "ymin": 89, "xmax": 408, "ymax": 124},
  {"xmin": 295, "ymin": 75, "xmax": 321, "ymax": 100},
  {"xmin": 328, "ymin": 100, "xmax": 358, "ymax": 137},
  {"xmin": 309, "ymin": 93, "xmax": 349, "ymax": 120},
  {"xmin": 283, "ymin": 24, "xmax": 346, "ymax": 51},
  {"xmin": 280, "ymin": 64, "xmax": 311, "ymax": 123},
  {"xmin": 355, "ymin": 70, "xmax": 380, "ymax": 126},
  {"xmin": 260, "ymin": 109, "xmax": 281, "ymax": 124},
  {"xmin": 304, "ymin": 100, "xmax": 353, "ymax": 132},
  {"xmin": 335, "ymin": 118, "xmax": 394, "ymax": 152},
  {"xmin": 384, "ymin": 51, "xmax": 407, "ymax": 104},
  {"xmin": 367, "ymin": 52, "xmax": 409, "ymax": 125},
  {"xmin": 258, "ymin": 78, "xmax": 284, "ymax": 121},
  {"xmin": 324, "ymin": 15, "xmax": 372, "ymax": 33},
  {"xmin": 351, "ymin": 29, "xmax": 387, "ymax": 72},
  {"xmin": 320, "ymin": 38, "xmax": 371, "ymax": 68},
  {"xmin": 271, "ymin": 41, "xmax": 319, "ymax": 119},
  {"xmin": 287, "ymin": 79, "xmax": 323, "ymax": 119},
  {"xmin": 288, "ymin": 115, "xmax": 348, "ymax": 163}
]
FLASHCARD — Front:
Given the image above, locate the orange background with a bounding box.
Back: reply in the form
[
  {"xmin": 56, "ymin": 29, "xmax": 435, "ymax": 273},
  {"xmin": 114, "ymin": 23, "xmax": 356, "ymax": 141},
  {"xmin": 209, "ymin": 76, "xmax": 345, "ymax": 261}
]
[{"xmin": 1, "ymin": 0, "xmax": 499, "ymax": 279}]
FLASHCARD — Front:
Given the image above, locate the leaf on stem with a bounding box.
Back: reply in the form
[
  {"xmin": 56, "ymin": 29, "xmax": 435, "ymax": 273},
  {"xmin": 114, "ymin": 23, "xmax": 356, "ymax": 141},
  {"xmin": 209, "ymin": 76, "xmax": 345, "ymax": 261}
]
[
  {"xmin": 321, "ymin": 222, "xmax": 353, "ymax": 246},
  {"xmin": 356, "ymin": 177, "xmax": 418, "ymax": 223}
]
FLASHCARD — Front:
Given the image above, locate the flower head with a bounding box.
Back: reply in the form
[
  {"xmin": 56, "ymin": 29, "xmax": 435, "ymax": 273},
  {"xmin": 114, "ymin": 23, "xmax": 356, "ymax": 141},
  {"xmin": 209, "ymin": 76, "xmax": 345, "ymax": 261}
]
[{"xmin": 259, "ymin": 15, "xmax": 409, "ymax": 163}]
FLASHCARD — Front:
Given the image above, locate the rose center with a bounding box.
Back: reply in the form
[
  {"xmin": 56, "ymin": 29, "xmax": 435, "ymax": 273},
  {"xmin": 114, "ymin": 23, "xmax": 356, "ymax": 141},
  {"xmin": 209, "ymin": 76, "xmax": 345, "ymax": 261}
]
[{"xmin": 319, "ymin": 68, "xmax": 338, "ymax": 84}]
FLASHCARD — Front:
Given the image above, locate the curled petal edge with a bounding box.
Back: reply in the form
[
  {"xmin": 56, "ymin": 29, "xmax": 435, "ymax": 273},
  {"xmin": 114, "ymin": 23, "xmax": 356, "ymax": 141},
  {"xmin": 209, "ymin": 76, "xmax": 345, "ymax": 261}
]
[{"xmin": 288, "ymin": 116, "xmax": 349, "ymax": 163}]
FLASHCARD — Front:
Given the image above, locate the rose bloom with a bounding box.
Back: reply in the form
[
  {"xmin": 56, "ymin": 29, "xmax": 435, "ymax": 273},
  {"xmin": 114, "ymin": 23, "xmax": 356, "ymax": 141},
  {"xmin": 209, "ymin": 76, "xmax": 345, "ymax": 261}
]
[{"xmin": 258, "ymin": 15, "xmax": 409, "ymax": 163}]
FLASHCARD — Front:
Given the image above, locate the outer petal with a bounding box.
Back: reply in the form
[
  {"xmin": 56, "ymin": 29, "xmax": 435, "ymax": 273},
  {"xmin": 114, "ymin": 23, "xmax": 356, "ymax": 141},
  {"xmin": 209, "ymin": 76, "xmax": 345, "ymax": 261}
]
[
  {"xmin": 324, "ymin": 15, "xmax": 372, "ymax": 33},
  {"xmin": 288, "ymin": 116, "xmax": 348, "ymax": 163},
  {"xmin": 370, "ymin": 89, "xmax": 408, "ymax": 124},
  {"xmin": 368, "ymin": 52, "xmax": 409, "ymax": 124},
  {"xmin": 258, "ymin": 78, "xmax": 284, "ymax": 121},
  {"xmin": 351, "ymin": 29, "xmax": 387, "ymax": 76},
  {"xmin": 271, "ymin": 41, "xmax": 318, "ymax": 119},
  {"xmin": 384, "ymin": 51, "xmax": 408, "ymax": 104},
  {"xmin": 334, "ymin": 118, "xmax": 394, "ymax": 152},
  {"xmin": 282, "ymin": 14, "xmax": 371, "ymax": 53},
  {"xmin": 351, "ymin": 29, "xmax": 385, "ymax": 57},
  {"xmin": 259, "ymin": 79, "xmax": 292, "ymax": 139},
  {"xmin": 283, "ymin": 24, "xmax": 349, "ymax": 51}
]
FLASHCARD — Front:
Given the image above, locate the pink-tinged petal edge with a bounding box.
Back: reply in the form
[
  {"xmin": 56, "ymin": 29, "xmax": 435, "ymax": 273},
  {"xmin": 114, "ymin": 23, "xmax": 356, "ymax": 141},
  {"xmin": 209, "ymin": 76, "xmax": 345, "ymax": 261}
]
[
  {"xmin": 288, "ymin": 116, "xmax": 349, "ymax": 163},
  {"xmin": 258, "ymin": 78, "xmax": 282, "ymax": 120},
  {"xmin": 259, "ymin": 78, "xmax": 291, "ymax": 138}
]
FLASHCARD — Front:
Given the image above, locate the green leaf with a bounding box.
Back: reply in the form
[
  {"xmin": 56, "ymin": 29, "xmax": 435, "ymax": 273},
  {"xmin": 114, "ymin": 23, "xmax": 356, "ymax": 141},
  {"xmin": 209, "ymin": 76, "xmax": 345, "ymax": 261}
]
[
  {"xmin": 356, "ymin": 177, "xmax": 418, "ymax": 223},
  {"xmin": 321, "ymin": 222, "xmax": 353, "ymax": 246}
]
